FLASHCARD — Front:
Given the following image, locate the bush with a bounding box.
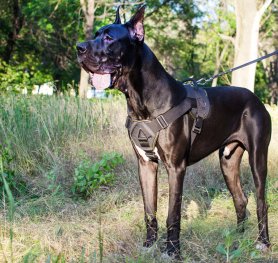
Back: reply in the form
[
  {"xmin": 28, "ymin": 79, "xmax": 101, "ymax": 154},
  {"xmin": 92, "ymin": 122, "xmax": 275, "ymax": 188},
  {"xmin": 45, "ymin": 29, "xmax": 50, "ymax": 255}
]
[
  {"xmin": 0, "ymin": 59, "xmax": 52, "ymax": 94},
  {"xmin": 72, "ymin": 152, "xmax": 124, "ymax": 198}
]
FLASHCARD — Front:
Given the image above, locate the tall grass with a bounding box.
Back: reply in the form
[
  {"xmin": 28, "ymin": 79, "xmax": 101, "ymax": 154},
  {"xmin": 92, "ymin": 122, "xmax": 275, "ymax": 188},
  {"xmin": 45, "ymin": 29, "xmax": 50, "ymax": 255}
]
[
  {"xmin": 1, "ymin": 155, "xmax": 15, "ymax": 262},
  {"xmin": 0, "ymin": 95, "xmax": 130, "ymax": 194},
  {"xmin": 0, "ymin": 95, "xmax": 277, "ymax": 262}
]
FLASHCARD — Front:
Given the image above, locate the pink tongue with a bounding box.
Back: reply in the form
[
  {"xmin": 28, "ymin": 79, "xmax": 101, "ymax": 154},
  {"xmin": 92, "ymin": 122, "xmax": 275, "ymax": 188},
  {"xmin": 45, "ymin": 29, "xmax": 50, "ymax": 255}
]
[{"xmin": 92, "ymin": 74, "xmax": 111, "ymax": 90}]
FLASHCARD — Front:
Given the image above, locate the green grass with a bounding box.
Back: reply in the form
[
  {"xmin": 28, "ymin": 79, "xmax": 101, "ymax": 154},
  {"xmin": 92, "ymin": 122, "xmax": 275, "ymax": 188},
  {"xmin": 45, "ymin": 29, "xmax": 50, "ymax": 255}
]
[{"xmin": 0, "ymin": 95, "xmax": 277, "ymax": 262}]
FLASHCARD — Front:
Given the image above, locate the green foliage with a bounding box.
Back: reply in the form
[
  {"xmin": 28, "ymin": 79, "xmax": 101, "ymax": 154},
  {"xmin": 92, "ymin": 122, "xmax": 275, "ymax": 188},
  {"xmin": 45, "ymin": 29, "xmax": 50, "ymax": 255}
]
[
  {"xmin": 104, "ymin": 88, "xmax": 123, "ymax": 98},
  {"xmin": 0, "ymin": 0, "xmax": 82, "ymax": 93},
  {"xmin": 144, "ymin": 1, "xmax": 201, "ymax": 79},
  {"xmin": 216, "ymin": 229, "xmax": 242, "ymax": 262},
  {"xmin": 0, "ymin": 58, "xmax": 53, "ymax": 94},
  {"xmin": 193, "ymin": 2, "xmax": 236, "ymax": 86},
  {"xmin": 0, "ymin": 0, "xmax": 276, "ymax": 100},
  {"xmin": 0, "ymin": 153, "xmax": 15, "ymax": 260},
  {"xmin": 72, "ymin": 152, "xmax": 124, "ymax": 198},
  {"xmin": 0, "ymin": 146, "xmax": 14, "ymax": 188},
  {"xmin": 45, "ymin": 169, "xmax": 61, "ymax": 194},
  {"xmin": 0, "ymin": 153, "xmax": 15, "ymax": 221},
  {"xmin": 0, "ymin": 145, "xmax": 26, "ymax": 197},
  {"xmin": 0, "ymin": 95, "xmax": 277, "ymax": 261},
  {"xmin": 0, "ymin": 95, "xmax": 127, "ymax": 198},
  {"xmin": 255, "ymin": 62, "xmax": 270, "ymax": 103},
  {"xmin": 215, "ymin": 228, "xmax": 267, "ymax": 262},
  {"xmin": 0, "ymin": 0, "xmax": 119, "ymax": 94}
]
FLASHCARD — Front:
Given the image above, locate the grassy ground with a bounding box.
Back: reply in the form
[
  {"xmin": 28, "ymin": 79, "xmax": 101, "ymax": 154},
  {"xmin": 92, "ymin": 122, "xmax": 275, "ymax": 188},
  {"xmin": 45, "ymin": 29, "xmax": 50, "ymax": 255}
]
[{"xmin": 0, "ymin": 95, "xmax": 277, "ymax": 262}]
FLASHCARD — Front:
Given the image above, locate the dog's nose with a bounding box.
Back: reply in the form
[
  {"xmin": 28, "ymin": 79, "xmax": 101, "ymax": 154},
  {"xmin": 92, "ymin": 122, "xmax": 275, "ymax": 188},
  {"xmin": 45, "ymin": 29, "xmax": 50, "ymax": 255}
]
[{"xmin": 76, "ymin": 42, "xmax": 88, "ymax": 54}]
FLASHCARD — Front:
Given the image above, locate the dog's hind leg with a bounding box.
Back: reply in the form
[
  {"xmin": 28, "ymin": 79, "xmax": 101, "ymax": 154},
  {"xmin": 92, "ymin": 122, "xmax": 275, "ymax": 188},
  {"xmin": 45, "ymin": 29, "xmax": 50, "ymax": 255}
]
[
  {"xmin": 138, "ymin": 158, "xmax": 159, "ymax": 247},
  {"xmin": 245, "ymin": 110, "xmax": 271, "ymax": 249},
  {"xmin": 219, "ymin": 142, "xmax": 248, "ymax": 231},
  {"xmin": 248, "ymin": 143, "xmax": 270, "ymax": 248}
]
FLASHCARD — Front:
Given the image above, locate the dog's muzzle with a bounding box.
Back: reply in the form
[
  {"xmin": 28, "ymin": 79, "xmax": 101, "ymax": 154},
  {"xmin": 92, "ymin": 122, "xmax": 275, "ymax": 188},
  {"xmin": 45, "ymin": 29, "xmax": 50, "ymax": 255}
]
[{"xmin": 76, "ymin": 42, "xmax": 121, "ymax": 90}]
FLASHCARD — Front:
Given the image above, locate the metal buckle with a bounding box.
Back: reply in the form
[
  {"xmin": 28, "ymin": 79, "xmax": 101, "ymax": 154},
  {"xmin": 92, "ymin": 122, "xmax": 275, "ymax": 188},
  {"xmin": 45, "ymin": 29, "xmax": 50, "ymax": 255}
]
[
  {"xmin": 156, "ymin": 115, "xmax": 168, "ymax": 129},
  {"xmin": 193, "ymin": 125, "xmax": 201, "ymax": 134},
  {"xmin": 145, "ymin": 151, "xmax": 158, "ymax": 161},
  {"xmin": 193, "ymin": 117, "xmax": 203, "ymax": 134}
]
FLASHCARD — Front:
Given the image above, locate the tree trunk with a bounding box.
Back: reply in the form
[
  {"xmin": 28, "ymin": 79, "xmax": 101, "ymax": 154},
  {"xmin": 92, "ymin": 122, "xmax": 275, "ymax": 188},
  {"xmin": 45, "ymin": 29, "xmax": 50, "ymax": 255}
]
[
  {"xmin": 79, "ymin": 0, "xmax": 95, "ymax": 98},
  {"xmin": 212, "ymin": 42, "xmax": 229, "ymax": 87},
  {"xmin": 231, "ymin": 0, "xmax": 272, "ymax": 92},
  {"xmin": 79, "ymin": 68, "xmax": 89, "ymax": 98},
  {"xmin": 3, "ymin": 0, "xmax": 24, "ymax": 63}
]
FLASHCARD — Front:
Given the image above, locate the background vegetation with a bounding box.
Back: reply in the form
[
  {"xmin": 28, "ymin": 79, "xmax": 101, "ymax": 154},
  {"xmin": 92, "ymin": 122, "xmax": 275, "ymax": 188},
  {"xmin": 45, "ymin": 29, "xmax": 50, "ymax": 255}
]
[
  {"xmin": 0, "ymin": 0, "xmax": 277, "ymax": 101},
  {"xmin": 0, "ymin": 0, "xmax": 278, "ymax": 262},
  {"xmin": 0, "ymin": 96, "xmax": 277, "ymax": 262}
]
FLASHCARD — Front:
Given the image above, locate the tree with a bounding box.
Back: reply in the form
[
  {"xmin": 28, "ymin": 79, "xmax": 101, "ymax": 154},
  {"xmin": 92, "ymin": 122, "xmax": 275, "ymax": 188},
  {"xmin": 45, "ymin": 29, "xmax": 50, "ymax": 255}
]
[
  {"xmin": 194, "ymin": 1, "xmax": 235, "ymax": 87},
  {"xmin": 0, "ymin": 0, "xmax": 275, "ymax": 99},
  {"xmin": 0, "ymin": 0, "xmax": 82, "ymax": 94},
  {"xmin": 1, "ymin": 0, "xmax": 24, "ymax": 63},
  {"xmin": 78, "ymin": 0, "xmax": 95, "ymax": 98},
  {"xmin": 258, "ymin": 2, "xmax": 278, "ymax": 103},
  {"xmin": 143, "ymin": 0, "xmax": 201, "ymax": 80},
  {"xmin": 231, "ymin": 0, "xmax": 272, "ymax": 92}
]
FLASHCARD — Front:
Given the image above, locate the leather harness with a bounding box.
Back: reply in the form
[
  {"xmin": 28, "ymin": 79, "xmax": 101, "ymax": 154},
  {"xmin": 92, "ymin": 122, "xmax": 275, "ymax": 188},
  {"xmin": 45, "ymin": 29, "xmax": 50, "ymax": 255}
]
[{"xmin": 125, "ymin": 85, "xmax": 210, "ymax": 160}]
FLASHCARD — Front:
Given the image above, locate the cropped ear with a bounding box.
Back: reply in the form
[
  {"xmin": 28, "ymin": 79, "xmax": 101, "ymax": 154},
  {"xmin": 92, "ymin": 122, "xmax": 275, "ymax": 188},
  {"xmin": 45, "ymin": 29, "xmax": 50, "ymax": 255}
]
[
  {"xmin": 114, "ymin": 6, "xmax": 121, "ymax": 24},
  {"xmin": 126, "ymin": 5, "xmax": 146, "ymax": 42}
]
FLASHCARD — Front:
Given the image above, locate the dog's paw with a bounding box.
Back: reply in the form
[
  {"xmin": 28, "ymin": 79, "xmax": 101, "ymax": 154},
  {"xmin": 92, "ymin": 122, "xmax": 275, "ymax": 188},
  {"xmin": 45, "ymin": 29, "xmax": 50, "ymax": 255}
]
[
  {"xmin": 139, "ymin": 243, "xmax": 160, "ymax": 259},
  {"xmin": 161, "ymin": 252, "xmax": 183, "ymax": 262},
  {"xmin": 255, "ymin": 242, "xmax": 271, "ymax": 252},
  {"xmin": 140, "ymin": 246, "xmax": 153, "ymax": 253},
  {"xmin": 160, "ymin": 252, "xmax": 172, "ymax": 261}
]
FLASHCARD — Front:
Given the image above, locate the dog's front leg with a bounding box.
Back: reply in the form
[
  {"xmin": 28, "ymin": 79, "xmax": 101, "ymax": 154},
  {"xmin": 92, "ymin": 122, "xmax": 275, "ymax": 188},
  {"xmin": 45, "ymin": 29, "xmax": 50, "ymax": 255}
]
[
  {"xmin": 165, "ymin": 164, "xmax": 186, "ymax": 257},
  {"xmin": 138, "ymin": 158, "xmax": 158, "ymax": 247}
]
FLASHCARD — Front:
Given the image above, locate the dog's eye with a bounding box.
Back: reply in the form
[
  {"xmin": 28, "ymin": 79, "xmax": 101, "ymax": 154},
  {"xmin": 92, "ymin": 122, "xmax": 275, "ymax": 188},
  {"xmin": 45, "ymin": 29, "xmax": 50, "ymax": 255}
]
[{"xmin": 104, "ymin": 34, "xmax": 113, "ymax": 42}]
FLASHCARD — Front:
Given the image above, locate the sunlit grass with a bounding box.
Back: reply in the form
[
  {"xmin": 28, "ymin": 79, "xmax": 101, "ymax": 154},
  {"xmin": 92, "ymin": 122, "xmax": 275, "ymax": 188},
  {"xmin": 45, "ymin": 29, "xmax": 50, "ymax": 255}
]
[{"xmin": 0, "ymin": 95, "xmax": 277, "ymax": 262}]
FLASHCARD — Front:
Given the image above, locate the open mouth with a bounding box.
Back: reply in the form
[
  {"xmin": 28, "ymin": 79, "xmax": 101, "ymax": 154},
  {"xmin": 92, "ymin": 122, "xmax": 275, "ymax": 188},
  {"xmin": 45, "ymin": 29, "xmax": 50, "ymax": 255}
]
[
  {"xmin": 78, "ymin": 58, "xmax": 121, "ymax": 90},
  {"xmin": 88, "ymin": 72, "xmax": 113, "ymax": 90},
  {"xmin": 88, "ymin": 69, "xmax": 121, "ymax": 90},
  {"xmin": 80, "ymin": 63, "xmax": 119, "ymax": 90}
]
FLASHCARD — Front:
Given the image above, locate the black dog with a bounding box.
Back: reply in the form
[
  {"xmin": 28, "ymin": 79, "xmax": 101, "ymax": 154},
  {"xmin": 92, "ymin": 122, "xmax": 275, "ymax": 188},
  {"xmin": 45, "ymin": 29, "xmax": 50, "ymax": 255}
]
[{"xmin": 77, "ymin": 6, "xmax": 271, "ymax": 257}]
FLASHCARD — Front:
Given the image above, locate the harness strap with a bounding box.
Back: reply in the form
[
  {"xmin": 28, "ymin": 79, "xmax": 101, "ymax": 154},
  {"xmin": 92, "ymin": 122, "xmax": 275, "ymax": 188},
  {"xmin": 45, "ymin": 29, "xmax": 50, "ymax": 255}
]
[
  {"xmin": 126, "ymin": 98, "xmax": 193, "ymax": 132},
  {"xmin": 147, "ymin": 98, "xmax": 193, "ymax": 132},
  {"xmin": 126, "ymin": 85, "xmax": 210, "ymax": 158},
  {"xmin": 191, "ymin": 116, "xmax": 203, "ymax": 147},
  {"xmin": 185, "ymin": 85, "xmax": 209, "ymax": 147},
  {"xmin": 126, "ymin": 98, "xmax": 193, "ymax": 156}
]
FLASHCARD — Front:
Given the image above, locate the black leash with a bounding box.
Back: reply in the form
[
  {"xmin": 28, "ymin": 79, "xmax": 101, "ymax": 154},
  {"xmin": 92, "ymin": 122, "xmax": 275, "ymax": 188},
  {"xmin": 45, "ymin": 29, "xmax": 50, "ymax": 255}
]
[{"xmin": 183, "ymin": 49, "xmax": 278, "ymax": 86}]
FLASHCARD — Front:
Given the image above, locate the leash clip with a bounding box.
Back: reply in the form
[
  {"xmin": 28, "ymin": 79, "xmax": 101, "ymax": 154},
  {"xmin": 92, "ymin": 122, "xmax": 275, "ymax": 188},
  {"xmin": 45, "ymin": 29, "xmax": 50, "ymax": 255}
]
[
  {"xmin": 196, "ymin": 78, "xmax": 208, "ymax": 86},
  {"xmin": 183, "ymin": 77, "xmax": 198, "ymax": 87}
]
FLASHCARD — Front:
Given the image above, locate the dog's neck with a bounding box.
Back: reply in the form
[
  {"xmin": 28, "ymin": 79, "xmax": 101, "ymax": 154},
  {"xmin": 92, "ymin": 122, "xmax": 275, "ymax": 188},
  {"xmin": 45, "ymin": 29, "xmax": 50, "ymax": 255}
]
[{"xmin": 119, "ymin": 44, "xmax": 187, "ymax": 119}]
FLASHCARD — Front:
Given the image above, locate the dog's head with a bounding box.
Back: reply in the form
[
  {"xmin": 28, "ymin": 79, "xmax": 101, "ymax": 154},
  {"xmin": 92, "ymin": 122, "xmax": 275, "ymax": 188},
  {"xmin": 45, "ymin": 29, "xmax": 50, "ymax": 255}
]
[{"xmin": 76, "ymin": 5, "xmax": 146, "ymax": 91}]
